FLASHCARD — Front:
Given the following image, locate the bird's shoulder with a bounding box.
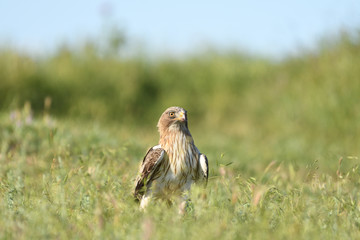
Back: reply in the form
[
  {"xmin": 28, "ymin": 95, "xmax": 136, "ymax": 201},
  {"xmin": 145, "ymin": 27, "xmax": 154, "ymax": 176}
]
[{"xmin": 140, "ymin": 145, "xmax": 165, "ymax": 173}]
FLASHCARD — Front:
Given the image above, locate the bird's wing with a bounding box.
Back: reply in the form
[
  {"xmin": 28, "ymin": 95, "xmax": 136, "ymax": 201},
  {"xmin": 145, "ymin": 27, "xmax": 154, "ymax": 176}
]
[
  {"xmin": 134, "ymin": 145, "xmax": 165, "ymax": 200},
  {"xmin": 199, "ymin": 154, "xmax": 209, "ymax": 186}
]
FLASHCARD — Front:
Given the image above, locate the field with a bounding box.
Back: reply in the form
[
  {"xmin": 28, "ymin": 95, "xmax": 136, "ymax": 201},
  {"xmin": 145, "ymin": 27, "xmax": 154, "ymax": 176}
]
[{"xmin": 0, "ymin": 31, "xmax": 360, "ymax": 239}]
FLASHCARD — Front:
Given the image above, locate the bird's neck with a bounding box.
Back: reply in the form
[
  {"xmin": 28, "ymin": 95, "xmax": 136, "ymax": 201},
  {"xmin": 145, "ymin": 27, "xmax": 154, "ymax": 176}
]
[
  {"xmin": 159, "ymin": 126, "xmax": 197, "ymax": 175},
  {"xmin": 159, "ymin": 125, "xmax": 194, "ymax": 153}
]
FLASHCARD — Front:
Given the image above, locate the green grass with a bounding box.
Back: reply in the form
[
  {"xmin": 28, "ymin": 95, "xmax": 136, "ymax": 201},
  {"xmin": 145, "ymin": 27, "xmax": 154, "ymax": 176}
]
[
  {"xmin": 0, "ymin": 104, "xmax": 359, "ymax": 239},
  {"xmin": 1, "ymin": 30, "xmax": 360, "ymax": 239}
]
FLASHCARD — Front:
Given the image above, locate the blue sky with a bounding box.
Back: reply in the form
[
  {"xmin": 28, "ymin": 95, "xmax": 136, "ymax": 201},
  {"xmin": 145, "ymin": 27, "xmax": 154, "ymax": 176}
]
[{"xmin": 1, "ymin": 0, "xmax": 360, "ymax": 57}]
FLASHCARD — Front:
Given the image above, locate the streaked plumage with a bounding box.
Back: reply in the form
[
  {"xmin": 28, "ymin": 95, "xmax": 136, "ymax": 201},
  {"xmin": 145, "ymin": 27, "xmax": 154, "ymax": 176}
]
[{"xmin": 134, "ymin": 106, "xmax": 208, "ymax": 209}]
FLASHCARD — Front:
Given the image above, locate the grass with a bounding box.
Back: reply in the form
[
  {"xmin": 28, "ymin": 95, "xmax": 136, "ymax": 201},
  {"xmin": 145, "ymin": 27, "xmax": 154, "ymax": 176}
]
[
  {"xmin": 1, "ymin": 29, "xmax": 360, "ymax": 239},
  {"xmin": 0, "ymin": 104, "xmax": 359, "ymax": 239}
]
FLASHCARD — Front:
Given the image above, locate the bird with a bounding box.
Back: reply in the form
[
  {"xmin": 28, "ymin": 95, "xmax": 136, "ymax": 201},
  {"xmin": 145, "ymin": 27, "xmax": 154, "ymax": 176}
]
[{"xmin": 134, "ymin": 106, "xmax": 208, "ymax": 211}]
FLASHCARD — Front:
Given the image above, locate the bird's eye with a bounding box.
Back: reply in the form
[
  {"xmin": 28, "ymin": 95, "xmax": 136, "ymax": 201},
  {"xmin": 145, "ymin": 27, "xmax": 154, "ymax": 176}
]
[{"xmin": 169, "ymin": 112, "xmax": 175, "ymax": 117}]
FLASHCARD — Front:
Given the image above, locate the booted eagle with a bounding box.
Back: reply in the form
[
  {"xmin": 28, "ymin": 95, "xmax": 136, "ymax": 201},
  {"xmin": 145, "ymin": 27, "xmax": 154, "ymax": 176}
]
[{"xmin": 134, "ymin": 106, "xmax": 208, "ymax": 209}]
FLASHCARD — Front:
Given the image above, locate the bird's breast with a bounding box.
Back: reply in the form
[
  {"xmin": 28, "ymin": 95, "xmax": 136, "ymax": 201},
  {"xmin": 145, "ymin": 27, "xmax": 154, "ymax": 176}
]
[
  {"xmin": 153, "ymin": 130, "xmax": 201, "ymax": 197},
  {"xmin": 165, "ymin": 133, "xmax": 198, "ymax": 177}
]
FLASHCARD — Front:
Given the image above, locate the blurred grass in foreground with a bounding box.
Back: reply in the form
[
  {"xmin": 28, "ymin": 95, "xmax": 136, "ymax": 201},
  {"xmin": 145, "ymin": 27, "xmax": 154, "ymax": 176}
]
[{"xmin": 0, "ymin": 105, "xmax": 359, "ymax": 239}]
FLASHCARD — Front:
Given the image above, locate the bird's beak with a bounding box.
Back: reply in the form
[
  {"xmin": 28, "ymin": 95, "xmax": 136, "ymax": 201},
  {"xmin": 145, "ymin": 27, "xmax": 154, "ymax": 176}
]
[{"xmin": 177, "ymin": 111, "xmax": 186, "ymax": 122}]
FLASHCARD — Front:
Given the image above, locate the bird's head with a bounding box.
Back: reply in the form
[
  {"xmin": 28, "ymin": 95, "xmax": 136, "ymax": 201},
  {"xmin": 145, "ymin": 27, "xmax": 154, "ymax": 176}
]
[{"xmin": 157, "ymin": 106, "xmax": 189, "ymax": 135}]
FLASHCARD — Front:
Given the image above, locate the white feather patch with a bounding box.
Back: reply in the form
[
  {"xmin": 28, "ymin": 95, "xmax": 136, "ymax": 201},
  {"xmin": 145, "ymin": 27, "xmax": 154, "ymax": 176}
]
[
  {"xmin": 199, "ymin": 154, "xmax": 208, "ymax": 177},
  {"xmin": 152, "ymin": 144, "xmax": 162, "ymax": 149}
]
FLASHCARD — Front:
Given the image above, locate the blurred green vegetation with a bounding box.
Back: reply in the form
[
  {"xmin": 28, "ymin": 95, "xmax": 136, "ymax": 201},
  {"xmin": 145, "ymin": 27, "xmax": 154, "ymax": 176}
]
[
  {"xmin": 0, "ymin": 30, "xmax": 359, "ymax": 172},
  {"xmin": 1, "ymin": 29, "xmax": 360, "ymax": 239},
  {"xmin": 0, "ymin": 92, "xmax": 359, "ymax": 239},
  {"xmin": 0, "ymin": 31, "xmax": 358, "ymax": 127}
]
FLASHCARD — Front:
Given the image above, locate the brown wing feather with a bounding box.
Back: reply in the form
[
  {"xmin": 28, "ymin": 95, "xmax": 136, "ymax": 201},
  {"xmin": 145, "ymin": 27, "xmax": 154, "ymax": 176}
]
[{"xmin": 134, "ymin": 146, "xmax": 165, "ymax": 200}]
